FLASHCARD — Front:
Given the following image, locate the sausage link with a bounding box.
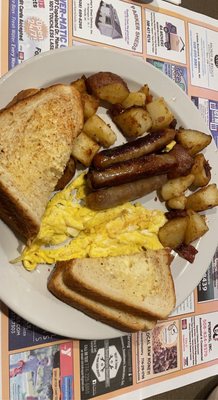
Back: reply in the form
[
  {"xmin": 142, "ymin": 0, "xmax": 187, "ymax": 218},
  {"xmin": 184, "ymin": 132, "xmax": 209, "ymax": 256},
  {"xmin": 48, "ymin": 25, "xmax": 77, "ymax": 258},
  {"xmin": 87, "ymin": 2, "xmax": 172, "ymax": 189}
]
[
  {"xmin": 92, "ymin": 129, "xmax": 176, "ymax": 169},
  {"xmin": 86, "ymin": 175, "xmax": 167, "ymax": 210},
  {"xmin": 87, "ymin": 153, "xmax": 177, "ymax": 189}
]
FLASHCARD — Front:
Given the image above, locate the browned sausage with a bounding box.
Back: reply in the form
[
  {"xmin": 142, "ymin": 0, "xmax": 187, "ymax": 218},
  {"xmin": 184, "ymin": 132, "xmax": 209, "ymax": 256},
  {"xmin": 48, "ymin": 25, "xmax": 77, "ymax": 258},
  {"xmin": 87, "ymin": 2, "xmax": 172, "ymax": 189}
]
[
  {"xmin": 86, "ymin": 175, "xmax": 167, "ymax": 210},
  {"xmin": 167, "ymin": 144, "xmax": 194, "ymax": 179},
  {"xmin": 87, "ymin": 153, "xmax": 177, "ymax": 189},
  {"xmin": 92, "ymin": 129, "xmax": 176, "ymax": 169}
]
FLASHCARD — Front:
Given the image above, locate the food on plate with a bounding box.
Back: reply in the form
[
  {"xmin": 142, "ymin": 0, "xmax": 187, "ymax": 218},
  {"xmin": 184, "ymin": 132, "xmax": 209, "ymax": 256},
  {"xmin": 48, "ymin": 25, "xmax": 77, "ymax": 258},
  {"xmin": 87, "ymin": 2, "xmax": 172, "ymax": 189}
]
[
  {"xmin": 92, "ymin": 129, "xmax": 176, "ymax": 169},
  {"xmin": 86, "ymin": 72, "xmax": 129, "ymax": 104},
  {"xmin": 159, "ymin": 207, "xmax": 209, "ymax": 251},
  {"xmin": 166, "ymin": 195, "xmax": 187, "ymax": 210},
  {"xmin": 111, "ymin": 107, "xmax": 152, "ymax": 138},
  {"xmin": 175, "ymin": 129, "xmax": 212, "ymax": 155},
  {"xmin": 160, "ymin": 174, "xmax": 195, "ymax": 201},
  {"xmin": 71, "ymin": 76, "xmax": 100, "ymax": 119},
  {"xmin": 86, "ymin": 175, "xmax": 167, "ymax": 210},
  {"xmin": 185, "ymin": 184, "xmax": 218, "ymax": 211},
  {"xmin": 71, "ymin": 76, "xmax": 87, "ymax": 93},
  {"xmin": 167, "ymin": 144, "xmax": 194, "ymax": 179},
  {"xmin": 175, "ymin": 243, "xmax": 198, "ymax": 263},
  {"xmin": 48, "ymin": 260, "xmax": 157, "ymax": 332},
  {"xmin": 121, "ymin": 92, "xmax": 146, "ymax": 109},
  {"xmin": 158, "ymin": 217, "xmax": 188, "ymax": 249},
  {"xmin": 190, "ymin": 154, "xmax": 211, "ymax": 189},
  {"xmin": 0, "ymin": 84, "xmax": 83, "ymax": 240},
  {"xmin": 5, "ymin": 88, "xmax": 40, "ymax": 108},
  {"xmin": 138, "ymin": 84, "xmax": 151, "ymax": 99},
  {"xmin": 83, "ymin": 114, "xmax": 117, "ymax": 147},
  {"xmin": 184, "ymin": 210, "xmax": 208, "ymax": 245},
  {"xmin": 165, "ymin": 210, "xmax": 188, "ymax": 220},
  {"xmin": 15, "ymin": 173, "xmax": 167, "ymax": 271},
  {"xmin": 62, "ymin": 249, "xmax": 175, "ymax": 320},
  {"xmin": 146, "ymin": 97, "xmax": 174, "ymax": 131},
  {"xmin": 87, "ymin": 153, "xmax": 177, "ymax": 189},
  {"xmin": 71, "ymin": 131, "xmax": 100, "ymax": 167},
  {"xmin": 81, "ymin": 92, "xmax": 100, "ymax": 120},
  {"xmin": 55, "ymin": 156, "xmax": 76, "ymax": 191}
]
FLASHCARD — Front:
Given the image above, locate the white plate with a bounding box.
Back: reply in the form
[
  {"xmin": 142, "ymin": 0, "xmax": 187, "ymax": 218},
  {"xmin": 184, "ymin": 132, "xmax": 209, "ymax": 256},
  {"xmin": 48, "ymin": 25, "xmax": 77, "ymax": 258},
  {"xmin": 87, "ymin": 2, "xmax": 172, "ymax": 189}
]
[{"xmin": 0, "ymin": 47, "xmax": 217, "ymax": 340}]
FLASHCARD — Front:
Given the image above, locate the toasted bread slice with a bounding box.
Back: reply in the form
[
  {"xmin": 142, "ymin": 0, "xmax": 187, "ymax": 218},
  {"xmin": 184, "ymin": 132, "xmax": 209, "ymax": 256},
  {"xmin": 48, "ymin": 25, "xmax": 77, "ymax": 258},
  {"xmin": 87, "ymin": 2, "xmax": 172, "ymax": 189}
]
[
  {"xmin": 48, "ymin": 261, "xmax": 157, "ymax": 332},
  {"xmin": 0, "ymin": 84, "xmax": 83, "ymax": 240},
  {"xmin": 63, "ymin": 250, "xmax": 175, "ymax": 320},
  {"xmin": 4, "ymin": 88, "xmax": 40, "ymax": 109}
]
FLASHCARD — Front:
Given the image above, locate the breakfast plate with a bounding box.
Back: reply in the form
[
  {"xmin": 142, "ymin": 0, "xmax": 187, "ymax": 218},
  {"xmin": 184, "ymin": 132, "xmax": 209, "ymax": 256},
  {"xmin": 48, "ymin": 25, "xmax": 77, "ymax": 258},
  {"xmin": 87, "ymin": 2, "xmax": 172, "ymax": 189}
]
[{"xmin": 0, "ymin": 46, "xmax": 217, "ymax": 339}]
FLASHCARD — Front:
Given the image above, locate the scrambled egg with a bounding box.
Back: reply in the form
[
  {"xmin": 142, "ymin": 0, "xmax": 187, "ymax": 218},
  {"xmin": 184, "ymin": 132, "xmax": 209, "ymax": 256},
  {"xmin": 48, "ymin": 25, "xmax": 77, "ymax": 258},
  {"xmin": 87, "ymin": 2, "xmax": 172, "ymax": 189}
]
[{"xmin": 15, "ymin": 173, "xmax": 166, "ymax": 271}]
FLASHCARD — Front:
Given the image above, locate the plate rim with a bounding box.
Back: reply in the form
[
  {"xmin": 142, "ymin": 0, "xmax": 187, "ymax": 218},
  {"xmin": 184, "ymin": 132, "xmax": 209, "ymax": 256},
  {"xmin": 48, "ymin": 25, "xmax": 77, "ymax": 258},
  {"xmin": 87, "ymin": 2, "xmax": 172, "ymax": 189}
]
[{"xmin": 0, "ymin": 46, "xmax": 217, "ymax": 339}]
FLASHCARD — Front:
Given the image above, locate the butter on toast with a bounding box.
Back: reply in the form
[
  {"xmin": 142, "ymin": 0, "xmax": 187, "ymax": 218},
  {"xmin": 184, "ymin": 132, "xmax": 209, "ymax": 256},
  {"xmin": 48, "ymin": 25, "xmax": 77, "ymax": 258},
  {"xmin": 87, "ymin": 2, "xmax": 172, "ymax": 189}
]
[{"xmin": 0, "ymin": 84, "xmax": 83, "ymax": 240}]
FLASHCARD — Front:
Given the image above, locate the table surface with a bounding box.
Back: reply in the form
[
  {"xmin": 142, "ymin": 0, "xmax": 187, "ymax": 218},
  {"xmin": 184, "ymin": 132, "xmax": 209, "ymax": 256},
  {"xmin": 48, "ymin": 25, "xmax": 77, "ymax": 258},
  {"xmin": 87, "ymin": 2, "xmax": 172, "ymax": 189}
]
[
  {"xmin": 148, "ymin": 2, "xmax": 218, "ymax": 399},
  {"xmin": 2, "ymin": 2, "xmax": 217, "ymax": 400}
]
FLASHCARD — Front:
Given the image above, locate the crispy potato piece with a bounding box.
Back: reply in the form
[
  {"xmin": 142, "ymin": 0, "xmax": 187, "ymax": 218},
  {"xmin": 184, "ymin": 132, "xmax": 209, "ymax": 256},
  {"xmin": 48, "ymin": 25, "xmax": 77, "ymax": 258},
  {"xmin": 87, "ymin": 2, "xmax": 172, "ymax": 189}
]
[
  {"xmin": 185, "ymin": 184, "xmax": 218, "ymax": 211},
  {"xmin": 191, "ymin": 153, "xmax": 211, "ymax": 188},
  {"xmin": 121, "ymin": 92, "xmax": 146, "ymax": 109},
  {"xmin": 167, "ymin": 195, "xmax": 187, "ymax": 210},
  {"xmin": 158, "ymin": 217, "xmax": 188, "ymax": 249},
  {"xmin": 113, "ymin": 107, "xmax": 152, "ymax": 138},
  {"xmin": 138, "ymin": 84, "xmax": 150, "ymax": 97},
  {"xmin": 176, "ymin": 129, "xmax": 212, "ymax": 155},
  {"xmin": 160, "ymin": 174, "xmax": 195, "ymax": 201},
  {"xmin": 71, "ymin": 76, "xmax": 87, "ymax": 93},
  {"xmin": 146, "ymin": 97, "xmax": 174, "ymax": 131},
  {"xmin": 184, "ymin": 210, "xmax": 208, "ymax": 245},
  {"xmin": 83, "ymin": 114, "xmax": 116, "ymax": 148},
  {"xmin": 71, "ymin": 131, "xmax": 100, "ymax": 167},
  {"xmin": 81, "ymin": 93, "xmax": 99, "ymax": 120},
  {"xmin": 55, "ymin": 157, "xmax": 76, "ymax": 191},
  {"xmin": 86, "ymin": 72, "xmax": 129, "ymax": 104}
]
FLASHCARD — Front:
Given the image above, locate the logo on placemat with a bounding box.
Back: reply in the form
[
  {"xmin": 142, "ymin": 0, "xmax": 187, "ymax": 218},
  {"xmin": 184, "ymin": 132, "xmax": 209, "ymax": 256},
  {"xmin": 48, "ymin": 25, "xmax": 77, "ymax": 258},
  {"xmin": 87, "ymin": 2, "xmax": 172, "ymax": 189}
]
[{"xmin": 25, "ymin": 17, "xmax": 48, "ymax": 41}]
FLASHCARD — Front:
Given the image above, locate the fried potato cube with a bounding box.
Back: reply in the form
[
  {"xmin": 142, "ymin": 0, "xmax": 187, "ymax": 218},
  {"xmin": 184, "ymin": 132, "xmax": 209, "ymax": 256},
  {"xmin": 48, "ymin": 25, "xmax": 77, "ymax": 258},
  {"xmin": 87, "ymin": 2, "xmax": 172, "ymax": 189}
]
[
  {"xmin": 113, "ymin": 107, "xmax": 152, "ymax": 138},
  {"xmin": 81, "ymin": 93, "xmax": 100, "ymax": 120},
  {"xmin": 55, "ymin": 157, "xmax": 76, "ymax": 191},
  {"xmin": 83, "ymin": 114, "xmax": 116, "ymax": 148},
  {"xmin": 146, "ymin": 97, "xmax": 174, "ymax": 131},
  {"xmin": 184, "ymin": 210, "xmax": 208, "ymax": 245},
  {"xmin": 191, "ymin": 153, "xmax": 211, "ymax": 188},
  {"xmin": 160, "ymin": 174, "xmax": 195, "ymax": 201},
  {"xmin": 71, "ymin": 76, "xmax": 87, "ymax": 93},
  {"xmin": 86, "ymin": 72, "xmax": 129, "ymax": 104},
  {"xmin": 167, "ymin": 195, "xmax": 187, "ymax": 210},
  {"xmin": 71, "ymin": 131, "xmax": 100, "ymax": 167},
  {"xmin": 138, "ymin": 84, "xmax": 150, "ymax": 97},
  {"xmin": 121, "ymin": 92, "xmax": 146, "ymax": 109},
  {"xmin": 185, "ymin": 184, "xmax": 218, "ymax": 211},
  {"xmin": 158, "ymin": 217, "xmax": 188, "ymax": 249},
  {"xmin": 176, "ymin": 129, "xmax": 212, "ymax": 155}
]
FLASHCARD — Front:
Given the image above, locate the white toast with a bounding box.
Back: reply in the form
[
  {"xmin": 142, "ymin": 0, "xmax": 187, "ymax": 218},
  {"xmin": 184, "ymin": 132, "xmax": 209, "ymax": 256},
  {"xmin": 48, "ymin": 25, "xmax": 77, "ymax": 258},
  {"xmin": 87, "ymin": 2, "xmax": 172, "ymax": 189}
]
[
  {"xmin": 63, "ymin": 250, "xmax": 175, "ymax": 320},
  {"xmin": 48, "ymin": 261, "xmax": 157, "ymax": 332},
  {"xmin": 0, "ymin": 84, "xmax": 83, "ymax": 240}
]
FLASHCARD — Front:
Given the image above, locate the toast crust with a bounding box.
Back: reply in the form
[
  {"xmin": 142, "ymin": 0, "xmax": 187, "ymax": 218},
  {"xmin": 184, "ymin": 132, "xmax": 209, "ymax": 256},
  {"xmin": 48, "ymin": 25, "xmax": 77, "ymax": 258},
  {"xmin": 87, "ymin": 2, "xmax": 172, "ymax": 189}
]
[
  {"xmin": 48, "ymin": 261, "xmax": 157, "ymax": 332},
  {"xmin": 63, "ymin": 250, "xmax": 176, "ymax": 320},
  {"xmin": 0, "ymin": 167, "xmax": 39, "ymax": 240}
]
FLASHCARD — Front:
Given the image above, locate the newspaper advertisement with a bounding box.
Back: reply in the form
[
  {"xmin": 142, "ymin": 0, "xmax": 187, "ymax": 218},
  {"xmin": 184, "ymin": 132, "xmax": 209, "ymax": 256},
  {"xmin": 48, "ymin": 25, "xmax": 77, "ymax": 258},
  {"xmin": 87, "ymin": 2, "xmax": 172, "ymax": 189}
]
[
  {"xmin": 0, "ymin": 1, "xmax": 218, "ymax": 399},
  {"xmin": 72, "ymin": 0, "xmax": 143, "ymax": 53},
  {"xmin": 8, "ymin": 0, "xmax": 68, "ymax": 69}
]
